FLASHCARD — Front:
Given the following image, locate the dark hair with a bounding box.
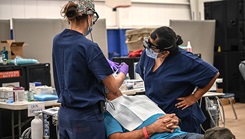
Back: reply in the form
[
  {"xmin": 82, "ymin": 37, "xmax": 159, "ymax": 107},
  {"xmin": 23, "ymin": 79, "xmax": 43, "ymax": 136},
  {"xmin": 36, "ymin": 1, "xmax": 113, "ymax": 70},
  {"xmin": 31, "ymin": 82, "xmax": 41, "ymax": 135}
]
[
  {"xmin": 61, "ymin": 2, "xmax": 88, "ymax": 23},
  {"xmin": 150, "ymin": 26, "xmax": 183, "ymax": 54},
  {"xmin": 203, "ymin": 127, "xmax": 236, "ymax": 139}
]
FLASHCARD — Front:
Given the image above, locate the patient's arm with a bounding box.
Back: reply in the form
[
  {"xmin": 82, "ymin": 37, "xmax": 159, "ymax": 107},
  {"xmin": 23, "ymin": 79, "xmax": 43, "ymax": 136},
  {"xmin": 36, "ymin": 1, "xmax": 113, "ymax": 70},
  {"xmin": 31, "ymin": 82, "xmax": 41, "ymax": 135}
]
[{"xmin": 108, "ymin": 114, "xmax": 179, "ymax": 139}]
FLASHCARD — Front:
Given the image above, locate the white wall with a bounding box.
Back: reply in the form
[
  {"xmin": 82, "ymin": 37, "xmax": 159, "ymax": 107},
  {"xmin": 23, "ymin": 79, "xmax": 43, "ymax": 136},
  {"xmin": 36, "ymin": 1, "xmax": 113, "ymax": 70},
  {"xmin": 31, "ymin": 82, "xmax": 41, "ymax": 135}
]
[{"xmin": 0, "ymin": 0, "xmax": 191, "ymax": 28}]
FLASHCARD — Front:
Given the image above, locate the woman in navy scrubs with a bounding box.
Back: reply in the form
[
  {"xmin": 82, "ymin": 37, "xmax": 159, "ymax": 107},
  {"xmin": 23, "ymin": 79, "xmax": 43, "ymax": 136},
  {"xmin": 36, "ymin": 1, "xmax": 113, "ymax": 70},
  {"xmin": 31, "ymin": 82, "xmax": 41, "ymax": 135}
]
[
  {"xmin": 136, "ymin": 26, "xmax": 219, "ymax": 133},
  {"xmin": 52, "ymin": 1, "xmax": 128, "ymax": 139}
]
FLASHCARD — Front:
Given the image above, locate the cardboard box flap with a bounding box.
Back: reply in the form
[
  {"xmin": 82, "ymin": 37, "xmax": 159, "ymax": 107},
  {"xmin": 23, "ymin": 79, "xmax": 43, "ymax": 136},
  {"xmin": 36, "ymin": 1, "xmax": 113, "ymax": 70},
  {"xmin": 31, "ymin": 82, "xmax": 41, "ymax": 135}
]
[
  {"xmin": 11, "ymin": 42, "xmax": 24, "ymax": 47},
  {"xmin": 1, "ymin": 40, "xmax": 15, "ymax": 44}
]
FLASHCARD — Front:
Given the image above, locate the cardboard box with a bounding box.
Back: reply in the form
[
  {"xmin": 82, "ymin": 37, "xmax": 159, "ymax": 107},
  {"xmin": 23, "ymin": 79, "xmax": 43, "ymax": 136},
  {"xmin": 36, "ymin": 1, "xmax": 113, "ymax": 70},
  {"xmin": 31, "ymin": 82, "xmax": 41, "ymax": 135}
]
[
  {"xmin": 125, "ymin": 28, "xmax": 155, "ymax": 52},
  {"xmin": 220, "ymin": 98, "xmax": 229, "ymax": 105},
  {"xmin": 220, "ymin": 98, "xmax": 236, "ymax": 105},
  {"xmin": 0, "ymin": 40, "xmax": 25, "ymax": 59},
  {"xmin": 0, "ymin": 40, "xmax": 15, "ymax": 59},
  {"xmin": 10, "ymin": 42, "xmax": 24, "ymax": 59}
]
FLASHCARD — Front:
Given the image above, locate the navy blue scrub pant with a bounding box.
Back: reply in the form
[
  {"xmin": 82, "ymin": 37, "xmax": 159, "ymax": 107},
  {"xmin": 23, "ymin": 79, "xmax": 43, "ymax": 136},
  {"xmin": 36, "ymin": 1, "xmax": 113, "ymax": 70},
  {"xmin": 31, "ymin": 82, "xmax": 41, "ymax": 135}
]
[
  {"xmin": 58, "ymin": 105, "xmax": 106, "ymax": 139},
  {"xmin": 179, "ymin": 116, "xmax": 202, "ymax": 133}
]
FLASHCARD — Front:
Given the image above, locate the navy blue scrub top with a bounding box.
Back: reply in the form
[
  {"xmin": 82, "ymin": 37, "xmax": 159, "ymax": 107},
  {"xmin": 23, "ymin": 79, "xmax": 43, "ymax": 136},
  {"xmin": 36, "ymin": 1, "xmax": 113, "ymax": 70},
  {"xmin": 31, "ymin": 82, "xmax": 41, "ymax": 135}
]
[
  {"xmin": 52, "ymin": 29, "xmax": 113, "ymax": 109},
  {"xmin": 136, "ymin": 48, "xmax": 218, "ymax": 124}
]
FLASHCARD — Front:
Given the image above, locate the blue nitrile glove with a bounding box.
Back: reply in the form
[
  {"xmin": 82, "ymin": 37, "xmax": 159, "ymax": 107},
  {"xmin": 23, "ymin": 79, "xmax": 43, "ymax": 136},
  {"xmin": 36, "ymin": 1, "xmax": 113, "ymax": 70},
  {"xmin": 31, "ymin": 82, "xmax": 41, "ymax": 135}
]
[
  {"xmin": 118, "ymin": 62, "xmax": 129, "ymax": 75},
  {"xmin": 107, "ymin": 59, "xmax": 119, "ymax": 71}
]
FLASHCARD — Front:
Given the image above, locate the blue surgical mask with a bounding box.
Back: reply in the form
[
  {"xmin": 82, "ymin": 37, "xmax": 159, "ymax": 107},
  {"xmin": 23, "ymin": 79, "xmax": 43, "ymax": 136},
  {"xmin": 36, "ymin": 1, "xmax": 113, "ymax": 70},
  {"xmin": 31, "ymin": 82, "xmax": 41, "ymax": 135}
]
[
  {"xmin": 146, "ymin": 48, "xmax": 158, "ymax": 59},
  {"xmin": 84, "ymin": 25, "xmax": 93, "ymax": 36}
]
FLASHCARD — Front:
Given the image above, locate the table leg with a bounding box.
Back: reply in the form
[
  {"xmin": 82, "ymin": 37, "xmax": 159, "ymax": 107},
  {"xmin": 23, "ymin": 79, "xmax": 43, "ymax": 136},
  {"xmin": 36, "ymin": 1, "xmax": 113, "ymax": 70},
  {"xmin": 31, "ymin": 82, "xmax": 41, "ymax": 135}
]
[
  {"xmin": 11, "ymin": 111, "xmax": 15, "ymax": 139},
  {"xmin": 18, "ymin": 111, "xmax": 21, "ymax": 137}
]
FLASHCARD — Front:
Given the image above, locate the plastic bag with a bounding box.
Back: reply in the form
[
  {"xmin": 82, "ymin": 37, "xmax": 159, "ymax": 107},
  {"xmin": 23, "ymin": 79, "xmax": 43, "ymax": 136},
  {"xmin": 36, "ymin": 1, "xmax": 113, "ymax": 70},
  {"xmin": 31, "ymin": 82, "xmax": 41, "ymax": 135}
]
[
  {"xmin": 8, "ymin": 56, "xmax": 39, "ymax": 65},
  {"xmin": 239, "ymin": 60, "xmax": 245, "ymax": 80}
]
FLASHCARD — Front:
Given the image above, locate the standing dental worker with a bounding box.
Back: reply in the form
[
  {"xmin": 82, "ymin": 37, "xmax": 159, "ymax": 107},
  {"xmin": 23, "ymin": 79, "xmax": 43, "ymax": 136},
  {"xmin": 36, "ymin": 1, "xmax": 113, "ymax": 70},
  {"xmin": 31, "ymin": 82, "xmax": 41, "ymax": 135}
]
[
  {"xmin": 135, "ymin": 26, "xmax": 219, "ymax": 133},
  {"xmin": 52, "ymin": 0, "xmax": 128, "ymax": 139}
]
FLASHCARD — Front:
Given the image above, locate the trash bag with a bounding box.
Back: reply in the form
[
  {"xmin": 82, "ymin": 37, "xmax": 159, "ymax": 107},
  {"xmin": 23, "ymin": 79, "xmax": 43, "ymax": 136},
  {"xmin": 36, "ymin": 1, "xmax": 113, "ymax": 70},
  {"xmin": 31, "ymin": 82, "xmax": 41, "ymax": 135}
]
[{"xmin": 239, "ymin": 60, "xmax": 245, "ymax": 80}]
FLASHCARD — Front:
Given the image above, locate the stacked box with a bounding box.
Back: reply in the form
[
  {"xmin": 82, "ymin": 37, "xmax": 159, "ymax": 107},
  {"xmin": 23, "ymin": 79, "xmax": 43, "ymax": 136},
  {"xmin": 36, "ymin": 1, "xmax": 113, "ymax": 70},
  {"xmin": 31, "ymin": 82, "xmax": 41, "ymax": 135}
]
[
  {"xmin": 125, "ymin": 28, "xmax": 155, "ymax": 52},
  {"xmin": 0, "ymin": 40, "xmax": 25, "ymax": 59}
]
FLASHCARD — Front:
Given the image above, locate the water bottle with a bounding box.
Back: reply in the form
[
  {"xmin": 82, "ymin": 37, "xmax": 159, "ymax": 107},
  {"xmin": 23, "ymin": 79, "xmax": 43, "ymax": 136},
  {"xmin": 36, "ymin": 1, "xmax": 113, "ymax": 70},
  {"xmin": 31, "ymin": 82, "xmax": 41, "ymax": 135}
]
[{"xmin": 28, "ymin": 91, "xmax": 34, "ymax": 101}]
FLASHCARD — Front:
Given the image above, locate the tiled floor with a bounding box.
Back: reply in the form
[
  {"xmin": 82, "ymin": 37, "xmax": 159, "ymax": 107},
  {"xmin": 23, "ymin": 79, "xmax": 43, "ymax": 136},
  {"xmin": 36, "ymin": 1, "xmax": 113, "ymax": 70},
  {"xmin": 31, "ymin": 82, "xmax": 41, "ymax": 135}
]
[{"xmin": 220, "ymin": 103, "xmax": 245, "ymax": 139}]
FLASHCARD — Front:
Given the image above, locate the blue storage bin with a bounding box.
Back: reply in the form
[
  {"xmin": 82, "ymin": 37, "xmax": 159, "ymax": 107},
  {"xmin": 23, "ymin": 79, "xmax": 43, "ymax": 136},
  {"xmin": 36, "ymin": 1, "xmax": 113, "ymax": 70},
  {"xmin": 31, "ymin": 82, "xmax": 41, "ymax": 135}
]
[{"xmin": 107, "ymin": 29, "xmax": 129, "ymax": 59}]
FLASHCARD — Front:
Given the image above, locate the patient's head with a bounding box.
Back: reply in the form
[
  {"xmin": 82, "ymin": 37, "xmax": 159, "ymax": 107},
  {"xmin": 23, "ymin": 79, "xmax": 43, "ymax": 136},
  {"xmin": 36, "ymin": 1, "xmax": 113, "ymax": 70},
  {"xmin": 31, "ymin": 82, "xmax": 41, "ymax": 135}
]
[{"xmin": 203, "ymin": 127, "xmax": 235, "ymax": 139}]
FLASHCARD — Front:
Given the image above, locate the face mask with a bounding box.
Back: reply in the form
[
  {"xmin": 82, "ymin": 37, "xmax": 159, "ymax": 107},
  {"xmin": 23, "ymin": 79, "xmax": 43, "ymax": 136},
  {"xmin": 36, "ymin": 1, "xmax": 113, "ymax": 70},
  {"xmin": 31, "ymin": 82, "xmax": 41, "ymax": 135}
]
[
  {"xmin": 146, "ymin": 48, "xmax": 158, "ymax": 59},
  {"xmin": 84, "ymin": 16, "xmax": 93, "ymax": 36}
]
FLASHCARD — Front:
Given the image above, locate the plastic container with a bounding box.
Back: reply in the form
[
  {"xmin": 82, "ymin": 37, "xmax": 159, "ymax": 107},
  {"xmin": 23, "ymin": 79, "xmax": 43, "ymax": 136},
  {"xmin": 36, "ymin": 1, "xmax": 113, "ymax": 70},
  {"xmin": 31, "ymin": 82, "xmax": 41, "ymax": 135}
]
[
  {"xmin": 1, "ymin": 46, "xmax": 8, "ymax": 60},
  {"xmin": 24, "ymin": 63, "xmax": 51, "ymax": 91},
  {"xmin": 4, "ymin": 87, "xmax": 13, "ymax": 103},
  {"xmin": 31, "ymin": 111, "xmax": 43, "ymax": 139},
  {"xmin": 13, "ymin": 87, "xmax": 25, "ymax": 102},
  {"xmin": 0, "ymin": 54, "xmax": 3, "ymax": 63},
  {"xmin": 187, "ymin": 41, "xmax": 192, "ymax": 52}
]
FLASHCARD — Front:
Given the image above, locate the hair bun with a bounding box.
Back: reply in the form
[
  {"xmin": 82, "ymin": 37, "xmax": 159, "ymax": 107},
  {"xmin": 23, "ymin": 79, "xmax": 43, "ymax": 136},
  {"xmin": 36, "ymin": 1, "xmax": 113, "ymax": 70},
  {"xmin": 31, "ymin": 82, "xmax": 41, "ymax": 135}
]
[
  {"xmin": 176, "ymin": 35, "xmax": 183, "ymax": 45},
  {"xmin": 66, "ymin": 6, "xmax": 77, "ymax": 19}
]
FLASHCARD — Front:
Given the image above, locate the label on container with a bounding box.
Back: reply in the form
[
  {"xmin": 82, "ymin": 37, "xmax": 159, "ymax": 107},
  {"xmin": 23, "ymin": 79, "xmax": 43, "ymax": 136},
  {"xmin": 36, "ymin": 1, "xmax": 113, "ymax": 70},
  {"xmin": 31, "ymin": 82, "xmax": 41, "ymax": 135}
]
[
  {"xmin": 0, "ymin": 70, "xmax": 20, "ymax": 78},
  {"xmin": 28, "ymin": 102, "xmax": 45, "ymax": 117}
]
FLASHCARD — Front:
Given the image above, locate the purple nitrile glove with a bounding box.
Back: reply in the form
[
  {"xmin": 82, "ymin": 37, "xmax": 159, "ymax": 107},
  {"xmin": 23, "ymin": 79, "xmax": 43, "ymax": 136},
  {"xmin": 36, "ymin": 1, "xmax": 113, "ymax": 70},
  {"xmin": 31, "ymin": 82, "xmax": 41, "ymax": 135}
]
[
  {"xmin": 107, "ymin": 59, "xmax": 119, "ymax": 71},
  {"xmin": 118, "ymin": 62, "xmax": 129, "ymax": 75}
]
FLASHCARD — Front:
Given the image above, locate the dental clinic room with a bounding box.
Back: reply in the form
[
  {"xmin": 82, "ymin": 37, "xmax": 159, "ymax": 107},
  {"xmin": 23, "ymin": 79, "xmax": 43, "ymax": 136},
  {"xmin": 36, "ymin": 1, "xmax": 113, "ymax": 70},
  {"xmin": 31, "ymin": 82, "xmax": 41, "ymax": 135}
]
[{"xmin": 0, "ymin": 0, "xmax": 245, "ymax": 139}]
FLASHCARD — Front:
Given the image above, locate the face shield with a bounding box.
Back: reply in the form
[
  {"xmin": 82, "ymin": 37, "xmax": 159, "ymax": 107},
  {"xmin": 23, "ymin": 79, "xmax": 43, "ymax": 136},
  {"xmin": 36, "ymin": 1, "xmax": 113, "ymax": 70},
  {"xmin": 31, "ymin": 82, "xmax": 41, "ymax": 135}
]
[{"xmin": 143, "ymin": 37, "xmax": 162, "ymax": 53}]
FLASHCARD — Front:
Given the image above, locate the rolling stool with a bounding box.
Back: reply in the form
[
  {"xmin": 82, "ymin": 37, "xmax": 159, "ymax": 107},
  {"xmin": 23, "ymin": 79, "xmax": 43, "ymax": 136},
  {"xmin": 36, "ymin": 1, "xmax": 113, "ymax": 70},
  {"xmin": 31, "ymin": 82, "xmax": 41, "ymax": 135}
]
[{"xmin": 217, "ymin": 93, "xmax": 238, "ymax": 127}]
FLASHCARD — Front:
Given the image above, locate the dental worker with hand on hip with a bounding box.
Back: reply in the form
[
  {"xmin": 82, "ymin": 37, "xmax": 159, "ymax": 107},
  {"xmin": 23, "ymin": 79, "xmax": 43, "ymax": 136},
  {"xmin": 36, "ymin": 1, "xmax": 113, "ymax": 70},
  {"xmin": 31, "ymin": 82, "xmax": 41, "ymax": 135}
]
[
  {"xmin": 135, "ymin": 26, "xmax": 220, "ymax": 133},
  {"xmin": 52, "ymin": 0, "xmax": 128, "ymax": 139}
]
